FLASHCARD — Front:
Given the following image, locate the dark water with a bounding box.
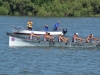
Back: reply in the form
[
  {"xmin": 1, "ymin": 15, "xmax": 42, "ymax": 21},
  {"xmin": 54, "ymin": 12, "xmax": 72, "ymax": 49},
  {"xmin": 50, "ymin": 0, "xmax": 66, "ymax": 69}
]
[{"xmin": 0, "ymin": 16, "xmax": 100, "ymax": 75}]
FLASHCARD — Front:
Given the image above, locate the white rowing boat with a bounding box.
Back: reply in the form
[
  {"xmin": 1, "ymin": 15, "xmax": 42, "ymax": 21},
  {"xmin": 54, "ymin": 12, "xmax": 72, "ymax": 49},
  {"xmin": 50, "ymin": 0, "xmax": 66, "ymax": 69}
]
[{"xmin": 6, "ymin": 32, "xmax": 100, "ymax": 48}]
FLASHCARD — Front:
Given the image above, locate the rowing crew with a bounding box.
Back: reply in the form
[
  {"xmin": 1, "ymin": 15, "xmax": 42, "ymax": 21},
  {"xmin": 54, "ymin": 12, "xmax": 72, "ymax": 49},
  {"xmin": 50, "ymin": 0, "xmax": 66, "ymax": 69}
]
[
  {"xmin": 30, "ymin": 32, "xmax": 100, "ymax": 43},
  {"xmin": 72, "ymin": 33, "xmax": 99, "ymax": 43},
  {"xmin": 30, "ymin": 32, "xmax": 69, "ymax": 42}
]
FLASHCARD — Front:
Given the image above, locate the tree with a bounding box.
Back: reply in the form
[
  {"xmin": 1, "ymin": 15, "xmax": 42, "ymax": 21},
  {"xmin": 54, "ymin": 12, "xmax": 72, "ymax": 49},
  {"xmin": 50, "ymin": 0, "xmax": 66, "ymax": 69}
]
[
  {"xmin": 0, "ymin": 6, "xmax": 9, "ymax": 15},
  {"xmin": 0, "ymin": 0, "xmax": 100, "ymax": 16}
]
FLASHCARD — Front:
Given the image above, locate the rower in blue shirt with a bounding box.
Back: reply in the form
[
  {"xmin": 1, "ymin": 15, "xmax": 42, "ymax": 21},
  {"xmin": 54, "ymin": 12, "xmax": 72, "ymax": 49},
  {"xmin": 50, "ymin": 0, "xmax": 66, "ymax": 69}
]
[{"xmin": 53, "ymin": 21, "xmax": 62, "ymax": 31}]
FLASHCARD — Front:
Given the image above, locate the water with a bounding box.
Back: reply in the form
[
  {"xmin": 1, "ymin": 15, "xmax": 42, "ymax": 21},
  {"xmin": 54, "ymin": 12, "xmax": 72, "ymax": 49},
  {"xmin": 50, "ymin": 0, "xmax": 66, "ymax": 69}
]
[{"xmin": 0, "ymin": 16, "xmax": 100, "ymax": 75}]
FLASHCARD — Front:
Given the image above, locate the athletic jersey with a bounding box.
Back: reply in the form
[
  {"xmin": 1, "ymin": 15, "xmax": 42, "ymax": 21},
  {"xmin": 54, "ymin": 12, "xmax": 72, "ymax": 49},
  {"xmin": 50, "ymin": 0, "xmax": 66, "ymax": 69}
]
[
  {"xmin": 72, "ymin": 38, "xmax": 77, "ymax": 42},
  {"xmin": 88, "ymin": 37, "xmax": 93, "ymax": 43},
  {"xmin": 27, "ymin": 22, "xmax": 32, "ymax": 28},
  {"xmin": 53, "ymin": 23, "xmax": 60, "ymax": 29},
  {"xmin": 53, "ymin": 23, "xmax": 60, "ymax": 31},
  {"xmin": 44, "ymin": 26, "xmax": 48, "ymax": 31}
]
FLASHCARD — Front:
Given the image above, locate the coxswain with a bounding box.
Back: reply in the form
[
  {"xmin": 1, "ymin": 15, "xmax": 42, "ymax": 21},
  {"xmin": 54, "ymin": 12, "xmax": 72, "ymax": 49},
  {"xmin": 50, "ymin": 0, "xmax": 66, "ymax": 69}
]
[{"xmin": 27, "ymin": 20, "xmax": 33, "ymax": 30}]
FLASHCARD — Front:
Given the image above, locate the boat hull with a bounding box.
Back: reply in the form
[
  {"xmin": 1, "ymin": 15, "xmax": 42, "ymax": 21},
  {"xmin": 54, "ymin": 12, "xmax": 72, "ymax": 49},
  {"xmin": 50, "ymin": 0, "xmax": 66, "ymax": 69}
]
[{"xmin": 8, "ymin": 35, "xmax": 100, "ymax": 48}]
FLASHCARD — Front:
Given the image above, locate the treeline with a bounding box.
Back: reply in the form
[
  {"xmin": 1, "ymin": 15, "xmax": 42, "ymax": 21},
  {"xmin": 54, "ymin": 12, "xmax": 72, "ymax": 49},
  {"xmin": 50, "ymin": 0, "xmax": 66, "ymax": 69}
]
[{"xmin": 0, "ymin": 0, "xmax": 100, "ymax": 17}]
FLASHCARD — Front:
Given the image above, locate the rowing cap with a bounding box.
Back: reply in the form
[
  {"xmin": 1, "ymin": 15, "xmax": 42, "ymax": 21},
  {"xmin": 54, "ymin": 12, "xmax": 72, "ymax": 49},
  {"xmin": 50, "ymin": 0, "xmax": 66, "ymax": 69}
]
[{"xmin": 75, "ymin": 33, "xmax": 79, "ymax": 35}]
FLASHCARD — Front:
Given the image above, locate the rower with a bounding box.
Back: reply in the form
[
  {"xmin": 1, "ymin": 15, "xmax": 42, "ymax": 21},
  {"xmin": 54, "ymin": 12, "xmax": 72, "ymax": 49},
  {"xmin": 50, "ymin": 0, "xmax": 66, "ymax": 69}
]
[
  {"xmin": 44, "ymin": 32, "xmax": 48, "ymax": 41},
  {"xmin": 27, "ymin": 20, "xmax": 33, "ymax": 30},
  {"xmin": 30, "ymin": 33, "xmax": 40, "ymax": 40},
  {"xmin": 86, "ymin": 34, "xmax": 99, "ymax": 43},
  {"xmin": 58, "ymin": 34, "xmax": 69, "ymax": 42},
  {"xmin": 72, "ymin": 33, "xmax": 84, "ymax": 42},
  {"xmin": 44, "ymin": 32, "xmax": 54, "ymax": 41}
]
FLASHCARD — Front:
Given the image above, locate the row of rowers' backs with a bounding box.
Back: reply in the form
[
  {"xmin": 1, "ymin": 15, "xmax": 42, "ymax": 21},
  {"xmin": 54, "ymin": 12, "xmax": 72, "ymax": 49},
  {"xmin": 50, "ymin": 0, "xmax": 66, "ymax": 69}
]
[
  {"xmin": 72, "ymin": 33, "xmax": 100, "ymax": 43},
  {"xmin": 29, "ymin": 32, "xmax": 68, "ymax": 42},
  {"xmin": 29, "ymin": 32, "xmax": 100, "ymax": 43},
  {"xmin": 43, "ymin": 32, "xmax": 100, "ymax": 43}
]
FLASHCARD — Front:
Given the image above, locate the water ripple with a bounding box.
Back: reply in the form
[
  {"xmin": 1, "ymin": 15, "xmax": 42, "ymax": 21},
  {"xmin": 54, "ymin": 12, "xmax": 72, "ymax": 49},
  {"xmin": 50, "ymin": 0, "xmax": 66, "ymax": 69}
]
[{"xmin": 0, "ymin": 16, "xmax": 100, "ymax": 75}]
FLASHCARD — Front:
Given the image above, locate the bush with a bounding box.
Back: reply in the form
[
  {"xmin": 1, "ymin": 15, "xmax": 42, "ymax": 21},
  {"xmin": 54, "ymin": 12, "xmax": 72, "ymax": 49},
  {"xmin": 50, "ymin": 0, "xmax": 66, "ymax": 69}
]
[
  {"xmin": 13, "ymin": 11, "xmax": 19, "ymax": 15},
  {"xmin": 73, "ymin": 11, "xmax": 81, "ymax": 17},
  {"xmin": 0, "ymin": 6, "xmax": 9, "ymax": 15},
  {"xmin": 28, "ymin": 12, "xmax": 33, "ymax": 16}
]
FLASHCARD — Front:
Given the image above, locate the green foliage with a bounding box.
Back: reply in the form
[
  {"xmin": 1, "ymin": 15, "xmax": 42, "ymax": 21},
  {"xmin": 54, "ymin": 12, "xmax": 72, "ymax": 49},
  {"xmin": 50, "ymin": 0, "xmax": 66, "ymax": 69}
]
[
  {"xmin": 0, "ymin": 0, "xmax": 2, "ymax": 6},
  {"xmin": 0, "ymin": 6, "xmax": 9, "ymax": 15},
  {"xmin": 27, "ymin": 12, "xmax": 32, "ymax": 16},
  {"xmin": 0, "ymin": 0, "xmax": 100, "ymax": 16},
  {"xmin": 73, "ymin": 11, "xmax": 81, "ymax": 17},
  {"xmin": 14, "ymin": 11, "xmax": 19, "ymax": 16}
]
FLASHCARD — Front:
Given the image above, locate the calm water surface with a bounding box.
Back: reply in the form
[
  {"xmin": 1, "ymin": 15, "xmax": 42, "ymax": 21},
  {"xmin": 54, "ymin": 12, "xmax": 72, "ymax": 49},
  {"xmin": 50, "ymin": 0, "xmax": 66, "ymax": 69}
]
[{"xmin": 0, "ymin": 16, "xmax": 100, "ymax": 75}]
